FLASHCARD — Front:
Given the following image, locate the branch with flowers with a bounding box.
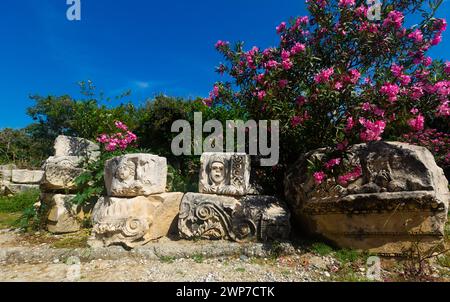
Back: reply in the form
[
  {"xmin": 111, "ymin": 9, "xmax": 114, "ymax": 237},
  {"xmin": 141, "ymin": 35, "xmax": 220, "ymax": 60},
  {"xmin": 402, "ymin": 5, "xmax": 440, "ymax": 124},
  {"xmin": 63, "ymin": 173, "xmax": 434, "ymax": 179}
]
[{"xmin": 206, "ymin": 0, "xmax": 449, "ymax": 189}]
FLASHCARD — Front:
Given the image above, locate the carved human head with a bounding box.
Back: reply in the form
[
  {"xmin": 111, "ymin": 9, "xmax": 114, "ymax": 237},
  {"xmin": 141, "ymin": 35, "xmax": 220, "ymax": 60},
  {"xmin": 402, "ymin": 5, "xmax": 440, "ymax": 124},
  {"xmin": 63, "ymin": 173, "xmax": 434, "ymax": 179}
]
[
  {"xmin": 208, "ymin": 154, "xmax": 227, "ymax": 185},
  {"xmin": 115, "ymin": 160, "xmax": 136, "ymax": 181}
]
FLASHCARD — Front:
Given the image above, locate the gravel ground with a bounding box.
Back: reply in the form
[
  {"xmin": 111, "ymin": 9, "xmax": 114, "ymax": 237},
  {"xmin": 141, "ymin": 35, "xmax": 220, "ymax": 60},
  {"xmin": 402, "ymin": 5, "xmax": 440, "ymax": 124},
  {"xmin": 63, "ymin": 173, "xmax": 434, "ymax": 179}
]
[{"xmin": 0, "ymin": 229, "xmax": 449, "ymax": 282}]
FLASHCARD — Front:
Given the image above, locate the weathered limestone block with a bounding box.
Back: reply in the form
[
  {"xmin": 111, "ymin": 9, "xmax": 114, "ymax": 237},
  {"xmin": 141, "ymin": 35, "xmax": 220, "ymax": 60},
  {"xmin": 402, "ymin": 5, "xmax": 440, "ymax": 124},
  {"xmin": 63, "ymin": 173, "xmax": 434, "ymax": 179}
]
[
  {"xmin": 104, "ymin": 154, "xmax": 167, "ymax": 197},
  {"xmin": 199, "ymin": 153, "xmax": 251, "ymax": 196},
  {"xmin": 41, "ymin": 194, "xmax": 92, "ymax": 234},
  {"xmin": 285, "ymin": 141, "xmax": 450, "ymax": 254},
  {"xmin": 41, "ymin": 156, "xmax": 85, "ymax": 191},
  {"xmin": 178, "ymin": 193, "xmax": 290, "ymax": 242},
  {"xmin": 89, "ymin": 193, "xmax": 184, "ymax": 248},
  {"xmin": 11, "ymin": 170, "xmax": 44, "ymax": 184},
  {"xmin": 4, "ymin": 183, "xmax": 39, "ymax": 195},
  {"xmin": 54, "ymin": 135, "xmax": 100, "ymax": 160},
  {"xmin": 0, "ymin": 164, "xmax": 15, "ymax": 181}
]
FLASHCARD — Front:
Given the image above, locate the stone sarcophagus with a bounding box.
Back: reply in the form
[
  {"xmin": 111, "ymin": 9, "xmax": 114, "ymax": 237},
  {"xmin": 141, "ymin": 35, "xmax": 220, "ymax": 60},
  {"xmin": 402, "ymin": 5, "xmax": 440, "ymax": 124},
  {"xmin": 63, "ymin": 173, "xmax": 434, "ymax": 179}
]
[
  {"xmin": 285, "ymin": 141, "xmax": 450, "ymax": 255},
  {"xmin": 104, "ymin": 154, "xmax": 167, "ymax": 197},
  {"xmin": 178, "ymin": 193, "xmax": 290, "ymax": 242},
  {"xmin": 199, "ymin": 153, "xmax": 250, "ymax": 196}
]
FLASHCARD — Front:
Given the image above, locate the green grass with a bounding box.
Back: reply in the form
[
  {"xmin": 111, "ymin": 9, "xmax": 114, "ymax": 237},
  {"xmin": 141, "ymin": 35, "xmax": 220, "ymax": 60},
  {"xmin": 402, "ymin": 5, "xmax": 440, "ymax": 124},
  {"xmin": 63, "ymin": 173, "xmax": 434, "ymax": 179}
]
[
  {"xmin": 311, "ymin": 242, "xmax": 334, "ymax": 256},
  {"xmin": 335, "ymin": 249, "xmax": 362, "ymax": 264},
  {"xmin": 235, "ymin": 267, "xmax": 246, "ymax": 273},
  {"xmin": 51, "ymin": 232, "xmax": 90, "ymax": 249},
  {"xmin": 192, "ymin": 253, "xmax": 205, "ymax": 263},
  {"xmin": 0, "ymin": 212, "xmax": 21, "ymax": 229},
  {"xmin": 0, "ymin": 189, "xmax": 40, "ymax": 213},
  {"xmin": 332, "ymin": 267, "xmax": 373, "ymax": 282}
]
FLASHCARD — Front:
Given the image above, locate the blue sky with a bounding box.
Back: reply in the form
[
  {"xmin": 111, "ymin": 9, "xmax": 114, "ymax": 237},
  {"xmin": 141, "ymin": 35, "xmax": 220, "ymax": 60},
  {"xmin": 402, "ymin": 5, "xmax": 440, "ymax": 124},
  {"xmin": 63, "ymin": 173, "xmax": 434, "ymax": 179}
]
[{"xmin": 0, "ymin": 0, "xmax": 448, "ymax": 129}]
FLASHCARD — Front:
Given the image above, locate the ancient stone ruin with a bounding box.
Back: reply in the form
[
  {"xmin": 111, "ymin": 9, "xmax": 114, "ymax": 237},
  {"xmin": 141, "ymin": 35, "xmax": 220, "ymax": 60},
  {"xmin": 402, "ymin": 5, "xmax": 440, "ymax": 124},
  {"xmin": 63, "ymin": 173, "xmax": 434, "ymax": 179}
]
[
  {"xmin": 40, "ymin": 135, "xmax": 100, "ymax": 234},
  {"xmin": 178, "ymin": 152, "xmax": 291, "ymax": 242},
  {"xmin": 89, "ymin": 154, "xmax": 183, "ymax": 248},
  {"xmin": 0, "ymin": 164, "xmax": 43, "ymax": 196},
  {"xmin": 285, "ymin": 141, "xmax": 450, "ymax": 255}
]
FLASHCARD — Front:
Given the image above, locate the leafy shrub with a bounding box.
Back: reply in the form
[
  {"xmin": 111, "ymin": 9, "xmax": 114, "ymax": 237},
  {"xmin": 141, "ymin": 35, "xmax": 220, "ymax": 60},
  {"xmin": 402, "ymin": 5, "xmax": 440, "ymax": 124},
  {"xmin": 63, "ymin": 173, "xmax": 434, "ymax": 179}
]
[{"xmin": 207, "ymin": 0, "xmax": 449, "ymax": 193}]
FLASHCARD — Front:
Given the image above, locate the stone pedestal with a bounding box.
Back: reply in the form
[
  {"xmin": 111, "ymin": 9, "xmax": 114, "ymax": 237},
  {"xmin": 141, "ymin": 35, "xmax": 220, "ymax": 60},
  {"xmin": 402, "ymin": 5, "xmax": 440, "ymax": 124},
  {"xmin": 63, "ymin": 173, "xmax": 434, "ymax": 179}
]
[{"xmin": 285, "ymin": 141, "xmax": 449, "ymax": 254}]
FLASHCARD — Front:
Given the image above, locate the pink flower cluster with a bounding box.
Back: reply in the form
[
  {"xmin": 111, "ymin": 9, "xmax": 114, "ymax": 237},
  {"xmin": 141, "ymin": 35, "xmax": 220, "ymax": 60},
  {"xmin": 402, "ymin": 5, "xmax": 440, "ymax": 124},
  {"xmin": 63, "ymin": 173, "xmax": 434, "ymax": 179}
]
[
  {"xmin": 338, "ymin": 0, "xmax": 355, "ymax": 7},
  {"xmin": 314, "ymin": 67, "xmax": 334, "ymax": 84},
  {"xmin": 408, "ymin": 29, "xmax": 423, "ymax": 44},
  {"xmin": 359, "ymin": 118, "xmax": 386, "ymax": 142},
  {"xmin": 445, "ymin": 62, "xmax": 450, "ymax": 75},
  {"xmin": 338, "ymin": 166, "xmax": 362, "ymax": 186},
  {"xmin": 408, "ymin": 113, "xmax": 425, "ymax": 132},
  {"xmin": 402, "ymin": 129, "xmax": 450, "ymax": 166},
  {"xmin": 313, "ymin": 171, "xmax": 327, "ymax": 185},
  {"xmin": 380, "ymin": 83, "xmax": 400, "ymax": 102},
  {"xmin": 382, "ymin": 11, "xmax": 404, "ymax": 30},
  {"xmin": 324, "ymin": 158, "xmax": 341, "ymax": 170},
  {"xmin": 97, "ymin": 121, "xmax": 138, "ymax": 152}
]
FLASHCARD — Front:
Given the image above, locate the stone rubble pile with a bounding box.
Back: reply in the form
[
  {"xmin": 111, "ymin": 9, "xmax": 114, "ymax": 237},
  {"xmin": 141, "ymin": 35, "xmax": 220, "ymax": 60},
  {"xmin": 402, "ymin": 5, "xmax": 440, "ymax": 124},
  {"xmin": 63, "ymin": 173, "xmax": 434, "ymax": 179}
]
[
  {"xmin": 0, "ymin": 164, "xmax": 43, "ymax": 196},
  {"xmin": 40, "ymin": 135, "xmax": 100, "ymax": 234}
]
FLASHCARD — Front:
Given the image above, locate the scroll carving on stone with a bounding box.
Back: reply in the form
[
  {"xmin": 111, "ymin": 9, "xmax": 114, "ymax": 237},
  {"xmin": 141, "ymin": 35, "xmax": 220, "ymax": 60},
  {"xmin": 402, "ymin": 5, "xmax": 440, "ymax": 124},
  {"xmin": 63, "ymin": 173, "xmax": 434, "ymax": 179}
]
[{"xmin": 178, "ymin": 193, "xmax": 290, "ymax": 242}]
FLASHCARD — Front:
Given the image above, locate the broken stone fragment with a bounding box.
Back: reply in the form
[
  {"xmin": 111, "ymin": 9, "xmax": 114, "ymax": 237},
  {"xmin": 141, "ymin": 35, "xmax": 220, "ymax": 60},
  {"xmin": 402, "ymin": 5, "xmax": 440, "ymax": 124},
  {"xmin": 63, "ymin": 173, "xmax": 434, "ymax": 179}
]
[
  {"xmin": 178, "ymin": 193, "xmax": 290, "ymax": 242},
  {"xmin": 104, "ymin": 154, "xmax": 167, "ymax": 197},
  {"xmin": 199, "ymin": 152, "xmax": 251, "ymax": 196},
  {"xmin": 41, "ymin": 156, "xmax": 86, "ymax": 191},
  {"xmin": 11, "ymin": 170, "xmax": 44, "ymax": 184},
  {"xmin": 285, "ymin": 141, "xmax": 450, "ymax": 254},
  {"xmin": 41, "ymin": 194, "xmax": 92, "ymax": 234},
  {"xmin": 89, "ymin": 193, "xmax": 184, "ymax": 248},
  {"xmin": 4, "ymin": 183, "xmax": 40, "ymax": 195},
  {"xmin": 54, "ymin": 135, "xmax": 100, "ymax": 160}
]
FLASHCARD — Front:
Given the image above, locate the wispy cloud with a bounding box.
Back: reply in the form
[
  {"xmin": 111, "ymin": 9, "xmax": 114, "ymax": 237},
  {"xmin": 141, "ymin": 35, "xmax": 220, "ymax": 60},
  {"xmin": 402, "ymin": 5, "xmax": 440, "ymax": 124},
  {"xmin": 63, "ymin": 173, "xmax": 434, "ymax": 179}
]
[{"xmin": 134, "ymin": 81, "xmax": 150, "ymax": 89}]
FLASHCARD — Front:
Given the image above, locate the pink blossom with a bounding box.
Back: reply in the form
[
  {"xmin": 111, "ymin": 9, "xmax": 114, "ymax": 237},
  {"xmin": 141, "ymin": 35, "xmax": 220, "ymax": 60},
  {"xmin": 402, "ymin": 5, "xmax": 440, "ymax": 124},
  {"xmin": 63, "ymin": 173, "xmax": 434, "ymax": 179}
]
[
  {"xmin": 390, "ymin": 64, "xmax": 403, "ymax": 77},
  {"xmin": 437, "ymin": 101, "xmax": 450, "ymax": 116},
  {"xmin": 338, "ymin": 166, "xmax": 362, "ymax": 186},
  {"xmin": 296, "ymin": 96, "xmax": 307, "ymax": 106},
  {"xmin": 291, "ymin": 42, "xmax": 306, "ymax": 54},
  {"xmin": 265, "ymin": 60, "xmax": 279, "ymax": 70},
  {"xmin": 114, "ymin": 121, "xmax": 128, "ymax": 131},
  {"xmin": 215, "ymin": 40, "xmax": 229, "ymax": 49},
  {"xmin": 399, "ymin": 75, "xmax": 411, "ymax": 86},
  {"xmin": 431, "ymin": 33, "xmax": 442, "ymax": 46},
  {"xmin": 362, "ymin": 102, "xmax": 372, "ymax": 111},
  {"xmin": 444, "ymin": 61, "xmax": 450, "ymax": 75},
  {"xmin": 359, "ymin": 118, "xmax": 386, "ymax": 142},
  {"xmin": 276, "ymin": 22, "xmax": 286, "ymax": 34},
  {"xmin": 337, "ymin": 140, "xmax": 349, "ymax": 151},
  {"xmin": 334, "ymin": 81, "xmax": 343, "ymax": 90},
  {"xmin": 281, "ymin": 49, "xmax": 290, "ymax": 60},
  {"xmin": 338, "ymin": 0, "xmax": 355, "ymax": 7},
  {"xmin": 211, "ymin": 85, "xmax": 220, "ymax": 98},
  {"xmin": 382, "ymin": 11, "xmax": 404, "ymax": 30},
  {"xmin": 410, "ymin": 108, "xmax": 419, "ymax": 115},
  {"xmin": 279, "ymin": 79, "xmax": 289, "ymax": 88},
  {"xmin": 434, "ymin": 18, "xmax": 447, "ymax": 32},
  {"xmin": 257, "ymin": 90, "xmax": 266, "ymax": 101},
  {"xmin": 282, "ymin": 59, "xmax": 293, "ymax": 70},
  {"xmin": 423, "ymin": 57, "xmax": 432, "ymax": 67},
  {"xmin": 408, "ymin": 114, "xmax": 425, "ymax": 131},
  {"xmin": 380, "ymin": 83, "xmax": 400, "ymax": 102},
  {"xmin": 408, "ymin": 29, "xmax": 423, "ymax": 44},
  {"xmin": 314, "ymin": 67, "xmax": 334, "ymax": 84},
  {"xmin": 291, "ymin": 116, "xmax": 302, "ymax": 127},
  {"xmin": 345, "ymin": 116, "xmax": 355, "ymax": 132},
  {"xmin": 313, "ymin": 171, "xmax": 327, "ymax": 185},
  {"xmin": 355, "ymin": 5, "xmax": 367, "ymax": 17},
  {"xmin": 324, "ymin": 158, "xmax": 342, "ymax": 170}
]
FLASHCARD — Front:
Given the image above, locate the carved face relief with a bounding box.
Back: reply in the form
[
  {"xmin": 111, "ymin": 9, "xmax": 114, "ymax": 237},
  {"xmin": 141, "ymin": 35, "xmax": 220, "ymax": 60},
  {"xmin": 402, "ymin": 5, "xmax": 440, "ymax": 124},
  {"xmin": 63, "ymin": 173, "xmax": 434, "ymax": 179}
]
[
  {"xmin": 210, "ymin": 162, "xmax": 225, "ymax": 185},
  {"xmin": 115, "ymin": 160, "xmax": 136, "ymax": 181}
]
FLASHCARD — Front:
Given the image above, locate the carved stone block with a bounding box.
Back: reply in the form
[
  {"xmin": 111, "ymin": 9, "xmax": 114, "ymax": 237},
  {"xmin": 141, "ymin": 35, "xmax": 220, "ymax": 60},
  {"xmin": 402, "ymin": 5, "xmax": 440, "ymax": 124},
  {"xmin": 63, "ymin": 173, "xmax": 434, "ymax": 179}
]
[
  {"xmin": 89, "ymin": 193, "xmax": 184, "ymax": 248},
  {"xmin": 285, "ymin": 141, "xmax": 450, "ymax": 254},
  {"xmin": 104, "ymin": 154, "xmax": 167, "ymax": 197},
  {"xmin": 199, "ymin": 153, "xmax": 251, "ymax": 196},
  {"xmin": 41, "ymin": 156, "xmax": 85, "ymax": 191},
  {"xmin": 178, "ymin": 193, "xmax": 290, "ymax": 242}
]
